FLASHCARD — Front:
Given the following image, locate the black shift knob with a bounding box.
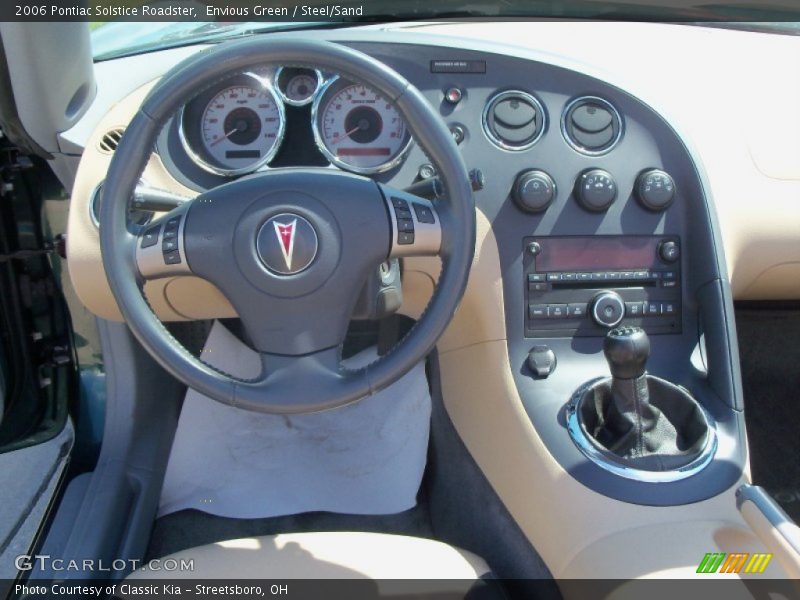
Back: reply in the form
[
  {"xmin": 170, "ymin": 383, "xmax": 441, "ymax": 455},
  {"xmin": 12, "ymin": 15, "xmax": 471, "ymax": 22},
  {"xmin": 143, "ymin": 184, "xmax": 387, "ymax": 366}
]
[{"xmin": 603, "ymin": 326, "xmax": 650, "ymax": 379}]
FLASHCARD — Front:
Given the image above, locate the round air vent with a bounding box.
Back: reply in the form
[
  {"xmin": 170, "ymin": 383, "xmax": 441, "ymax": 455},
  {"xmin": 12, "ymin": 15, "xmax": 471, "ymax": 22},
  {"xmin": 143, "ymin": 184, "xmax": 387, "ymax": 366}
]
[
  {"xmin": 562, "ymin": 96, "xmax": 622, "ymax": 155},
  {"xmin": 482, "ymin": 91, "xmax": 546, "ymax": 151},
  {"xmin": 98, "ymin": 127, "xmax": 125, "ymax": 153}
]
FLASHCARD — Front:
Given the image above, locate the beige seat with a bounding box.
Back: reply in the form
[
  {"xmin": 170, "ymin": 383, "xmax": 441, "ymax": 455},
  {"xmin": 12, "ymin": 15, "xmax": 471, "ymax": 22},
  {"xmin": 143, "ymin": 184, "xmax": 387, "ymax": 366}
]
[{"xmin": 128, "ymin": 532, "xmax": 491, "ymax": 581}]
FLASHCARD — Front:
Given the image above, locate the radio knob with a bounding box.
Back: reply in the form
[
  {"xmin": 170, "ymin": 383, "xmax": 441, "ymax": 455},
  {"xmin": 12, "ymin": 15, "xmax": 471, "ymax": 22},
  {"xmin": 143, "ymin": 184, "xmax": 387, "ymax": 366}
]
[
  {"xmin": 575, "ymin": 168, "xmax": 617, "ymax": 212},
  {"xmin": 513, "ymin": 170, "xmax": 556, "ymax": 213},
  {"xmin": 658, "ymin": 240, "xmax": 680, "ymax": 263},
  {"xmin": 591, "ymin": 291, "xmax": 625, "ymax": 328},
  {"xmin": 636, "ymin": 168, "xmax": 675, "ymax": 211}
]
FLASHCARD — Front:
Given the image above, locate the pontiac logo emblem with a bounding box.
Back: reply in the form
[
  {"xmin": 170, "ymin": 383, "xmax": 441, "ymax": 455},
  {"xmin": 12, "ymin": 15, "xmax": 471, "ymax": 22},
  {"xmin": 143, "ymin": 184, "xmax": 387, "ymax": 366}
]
[
  {"xmin": 256, "ymin": 213, "xmax": 318, "ymax": 276},
  {"xmin": 273, "ymin": 219, "xmax": 297, "ymax": 271}
]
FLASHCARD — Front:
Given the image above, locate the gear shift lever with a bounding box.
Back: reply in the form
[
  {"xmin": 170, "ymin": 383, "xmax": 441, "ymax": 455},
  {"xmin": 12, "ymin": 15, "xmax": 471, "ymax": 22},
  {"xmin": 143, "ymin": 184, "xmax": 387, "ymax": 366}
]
[
  {"xmin": 603, "ymin": 326, "xmax": 650, "ymax": 380},
  {"xmin": 571, "ymin": 326, "xmax": 713, "ymax": 473}
]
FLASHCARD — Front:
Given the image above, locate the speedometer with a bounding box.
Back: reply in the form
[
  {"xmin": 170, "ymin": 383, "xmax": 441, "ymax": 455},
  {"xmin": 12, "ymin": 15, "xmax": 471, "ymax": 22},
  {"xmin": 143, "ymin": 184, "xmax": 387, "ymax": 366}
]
[
  {"xmin": 312, "ymin": 78, "xmax": 412, "ymax": 174},
  {"xmin": 179, "ymin": 75, "xmax": 285, "ymax": 177}
]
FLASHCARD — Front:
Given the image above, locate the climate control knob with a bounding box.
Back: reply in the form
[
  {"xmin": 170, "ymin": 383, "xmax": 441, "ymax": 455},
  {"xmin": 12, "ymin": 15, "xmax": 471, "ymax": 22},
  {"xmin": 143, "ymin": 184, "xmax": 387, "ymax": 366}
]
[
  {"xmin": 513, "ymin": 169, "xmax": 556, "ymax": 213},
  {"xmin": 636, "ymin": 168, "xmax": 675, "ymax": 211},
  {"xmin": 575, "ymin": 168, "xmax": 617, "ymax": 212},
  {"xmin": 591, "ymin": 291, "xmax": 625, "ymax": 328}
]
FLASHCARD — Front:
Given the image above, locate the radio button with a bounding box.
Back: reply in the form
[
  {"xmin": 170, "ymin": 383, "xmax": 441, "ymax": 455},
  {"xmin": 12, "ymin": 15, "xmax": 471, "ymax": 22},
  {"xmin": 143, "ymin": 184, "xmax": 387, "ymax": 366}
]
[
  {"xmin": 662, "ymin": 280, "xmax": 678, "ymax": 288},
  {"xmin": 562, "ymin": 272, "xmax": 577, "ymax": 281},
  {"xmin": 568, "ymin": 303, "xmax": 588, "ymax": 318},
  {"xmin": 662, "ymin": 302, "xmax": 678, "ymax": 315},
  {"xmin": 644, "ymin": 302, "xmax": 662, "ymax": 315},
  {"xmin": 662, "ymin": 271, "xmax": 676, "ymax": 280},
  {"xmin": 529, "ymin": 282, "xmax": 548, "ymax": 292},
  {"xmin": 528, "ymin": 273, "xmax": 546, "ymax": 283},
  {"xmin": 625, "ymin": 302, "xmax": 644, "ymax": 317},
  {"xmin": 605, "ymin": 272, "xmax": 621, "ymax": 281},
  {"xmin": 547, "ymin": 273, "xmax": 562, "ymax": 282},
  {"xmin": 592, "ymin": 272, "xmax": 607, "ymax": 281},
  {"xmin": 634, "ymin": 271, "xmax": 649, "ymax": 280},
  {"xmin": 548, "ymin": 304, "xmax": 567, "ymax": 319},
  {"xmin": 578, "ymin": 273, "xmax": 592, "ymax": 281},
  {"xmin": 529, "ymin": 305, "xmax": 548, "ymax": 319}
]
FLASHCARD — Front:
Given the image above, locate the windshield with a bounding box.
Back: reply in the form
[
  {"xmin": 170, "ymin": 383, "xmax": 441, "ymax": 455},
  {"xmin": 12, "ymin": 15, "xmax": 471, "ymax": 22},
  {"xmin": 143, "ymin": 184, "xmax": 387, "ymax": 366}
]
[{"xmin": 90, "ymin": 0, "xmax": 800, "ymax": 60}]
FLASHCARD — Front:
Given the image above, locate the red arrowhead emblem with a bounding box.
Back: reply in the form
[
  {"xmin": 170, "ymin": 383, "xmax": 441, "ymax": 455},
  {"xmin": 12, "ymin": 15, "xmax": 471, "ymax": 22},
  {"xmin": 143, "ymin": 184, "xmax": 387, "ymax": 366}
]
[{"xmin": 273, "ymin": 219, "xmax": 297, "ymax": 271}]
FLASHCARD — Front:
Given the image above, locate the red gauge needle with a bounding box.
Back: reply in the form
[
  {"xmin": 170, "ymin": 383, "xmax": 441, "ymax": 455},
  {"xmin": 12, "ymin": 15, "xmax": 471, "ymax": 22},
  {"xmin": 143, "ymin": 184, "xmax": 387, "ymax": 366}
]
[
  {"xmin": 210, "ymin": 127, "xmax": 240, "ymax": 146},
  {"xmin": 330, "ymin": 124, "xmax": 363, "ymax": 146}
]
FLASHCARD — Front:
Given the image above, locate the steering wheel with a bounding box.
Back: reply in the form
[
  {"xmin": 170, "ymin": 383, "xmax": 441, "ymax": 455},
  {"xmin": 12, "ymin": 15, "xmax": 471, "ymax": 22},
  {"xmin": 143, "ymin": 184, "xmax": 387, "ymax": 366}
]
[{"xmin": 100, "ymin": 38, "xmax": 475, "ymax": 414}]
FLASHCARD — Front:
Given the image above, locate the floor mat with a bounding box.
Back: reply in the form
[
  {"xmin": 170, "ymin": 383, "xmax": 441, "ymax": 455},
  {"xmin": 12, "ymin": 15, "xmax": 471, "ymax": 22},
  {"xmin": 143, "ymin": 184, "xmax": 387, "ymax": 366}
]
[
  {"xmin": 158, "ymin": 321, "xmax": 431, "ymax": 519},
  {"xmin": 736, "ymin": 307, "xmax": 800, "ymax": 522},
  {"xmin": 146, "ymin": 503, "xmax": 434, "ymax": 560}
]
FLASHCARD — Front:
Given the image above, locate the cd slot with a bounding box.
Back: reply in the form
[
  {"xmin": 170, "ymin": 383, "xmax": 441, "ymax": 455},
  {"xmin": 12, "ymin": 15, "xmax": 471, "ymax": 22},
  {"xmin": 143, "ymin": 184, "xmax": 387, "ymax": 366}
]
[{"xmin": 552, "ymin": 280, "xmax": 657, "ymax": 290}]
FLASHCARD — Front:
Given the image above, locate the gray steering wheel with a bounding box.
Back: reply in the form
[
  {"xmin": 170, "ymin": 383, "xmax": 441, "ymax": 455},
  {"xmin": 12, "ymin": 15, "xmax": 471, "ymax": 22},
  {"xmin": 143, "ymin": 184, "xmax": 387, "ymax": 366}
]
[{"xmin": 100, "ymin": 38, "xmax": 475, "ymax": 414}]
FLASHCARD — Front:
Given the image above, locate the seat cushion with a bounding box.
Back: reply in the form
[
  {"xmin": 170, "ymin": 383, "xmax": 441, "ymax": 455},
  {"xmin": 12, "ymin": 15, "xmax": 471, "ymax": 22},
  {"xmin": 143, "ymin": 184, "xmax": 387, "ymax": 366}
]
[{"xmin": 128, "ymin": 532, "xmax": 491, "ymax": 580}]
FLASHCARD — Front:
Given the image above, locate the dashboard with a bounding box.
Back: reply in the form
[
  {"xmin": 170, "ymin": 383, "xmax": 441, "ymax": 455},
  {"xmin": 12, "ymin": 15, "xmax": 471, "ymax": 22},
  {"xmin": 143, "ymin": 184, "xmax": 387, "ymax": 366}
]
[{"xmin": 54, "ymin": 22, "xmax": 800, "ymax": 575}]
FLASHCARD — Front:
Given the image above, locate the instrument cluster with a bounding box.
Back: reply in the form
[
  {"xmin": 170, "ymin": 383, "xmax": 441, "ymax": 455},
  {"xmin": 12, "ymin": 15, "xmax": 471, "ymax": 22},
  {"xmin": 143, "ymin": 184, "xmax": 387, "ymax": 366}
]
[{"xmin": 177, "ymin": 66, "xmax": 412, "ymax": 178}]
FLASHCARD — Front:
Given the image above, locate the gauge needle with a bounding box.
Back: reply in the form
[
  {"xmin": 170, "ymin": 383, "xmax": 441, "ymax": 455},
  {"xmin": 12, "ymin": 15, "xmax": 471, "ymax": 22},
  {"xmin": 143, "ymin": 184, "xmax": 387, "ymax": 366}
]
[
  {"xmin": 330, "ymin": 124, "xmax": 363, "ymax": 146},
  {"xmin": 210, "ymin": 127, "xmax": 240, "ymax": 146}
]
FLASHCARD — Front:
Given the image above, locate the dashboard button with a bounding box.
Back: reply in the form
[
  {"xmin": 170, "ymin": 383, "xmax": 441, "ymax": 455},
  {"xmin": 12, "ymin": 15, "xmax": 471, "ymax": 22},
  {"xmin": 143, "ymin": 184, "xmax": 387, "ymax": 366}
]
[
  {"xmin": 548, "ymin": 304, "xmax": 567, "ymax": 319},
  {"xmin": 529, "ymin": 282, "xmax": 548, "ymax": 292},
  {"xmin": 625, "ymin": 302, "xmax": 644, "ymax": 317},
  {"xmin": 529, "ymin": 304, "xmax": 548, "ymax": 319},
  {"xmin": 662, "ymin": 302, "xmax": 678, "ymax": 315},
  {"xmin": 645, "ymin": 302, "xmax": 661, "ymax": 315},
  {"xmin": 567, "ymin": 303, "xmax": 588, "ymax": 317},
  {"xmin": 562, "ymin": 272, "xmax": 577, "ymax": 281},
  {"xmin": 547, "ymin": 273, "xmax": 562, "ymax": 282},
  {"xmin": 592, "ymin": 272, "xmax": 607, "ymax": 281},
  {"xmin": 578, "ymin": 272, "xmax": 592, "ymax": 281},
  {"xmin": 528, "ymin": 273, "xmax": 546, "ymax": 283}
]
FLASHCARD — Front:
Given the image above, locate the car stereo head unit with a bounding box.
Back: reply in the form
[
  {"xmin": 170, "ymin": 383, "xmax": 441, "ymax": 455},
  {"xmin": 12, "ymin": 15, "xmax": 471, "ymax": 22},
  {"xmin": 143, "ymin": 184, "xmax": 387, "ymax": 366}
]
[{"xmin": 523, "ymin": 235, "xmax": 681, "ymax": 337}]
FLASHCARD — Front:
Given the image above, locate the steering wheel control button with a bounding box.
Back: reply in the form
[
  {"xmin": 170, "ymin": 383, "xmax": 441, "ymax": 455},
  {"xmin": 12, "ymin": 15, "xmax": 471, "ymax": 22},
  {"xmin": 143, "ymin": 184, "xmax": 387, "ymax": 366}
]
[
  {"xmin": 575, "ymin": 168, "xmax": 617, "ymax": 212},
  {"xmin": 592, "ymin": 291, "xmax": 625, "ymax": 328},
  {"xmin": 658, "ymin": 240, "xmax": 680, "ymax": 263},
  {"xmin": 162, "ymin": 239, "xmax": 178, "ymax": 253},
  {"xmin": 527, "ymin": 345, "xmax": 557, "ymax": 379},
  {"xmin": 163, "ymin": 250, "xmax": 182, "ymax": 265},
  {"xmin": 636, "ymin": 169, "xmax": 676, "ymax": 211},
  {"xmin": 513, "ymin": 170, "xmax": 556, "ymax": 213},
  {"xmin": 412, "ymin": 203, "xmax": 435, "ymax": 224},
  {"xmin": 141, "ymin": 226, "xmax": 160, "ymax": 249},
  {"xmin": 397, "ymin": 232, "xmax": 415, "ymax": 245},
  {"xmin": 256, "ymin": 213, "xmax": 319, "ymax": 276}
]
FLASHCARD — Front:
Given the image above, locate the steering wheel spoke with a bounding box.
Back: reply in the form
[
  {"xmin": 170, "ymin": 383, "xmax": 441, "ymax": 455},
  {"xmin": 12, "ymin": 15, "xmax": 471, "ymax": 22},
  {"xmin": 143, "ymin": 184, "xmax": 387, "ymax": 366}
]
[
  {"xmin": 230, "ymin": 347, "xmax": 366, "ymax": 413},
  {"xmin": 135, "ymin": 202, "xmax": 194, "ymax": 280},
  {"xmin": 380, "ymin": 185, "xmax": 443, "ymax": 258}
]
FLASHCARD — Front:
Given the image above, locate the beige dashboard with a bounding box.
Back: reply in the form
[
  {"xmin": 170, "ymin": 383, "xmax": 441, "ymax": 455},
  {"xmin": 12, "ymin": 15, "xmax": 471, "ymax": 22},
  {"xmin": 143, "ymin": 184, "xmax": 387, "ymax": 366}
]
[
  {"xmin": 62, "ymin": 22, "xmax": 800, "ymax": 582},
  {"xmin": 66, "ymin": 21, "xmax": 800, "ymax": 323}
]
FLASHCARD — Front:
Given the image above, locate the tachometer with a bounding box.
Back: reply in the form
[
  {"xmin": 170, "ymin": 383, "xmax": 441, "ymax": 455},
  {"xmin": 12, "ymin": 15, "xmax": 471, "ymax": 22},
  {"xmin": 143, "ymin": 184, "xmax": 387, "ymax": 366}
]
[
  {"xmin": 179, "ymin": 76, "xmax": 285, "ymax": 177},
  {"xmin": 312, "ymin": 78, "xmax": 412, "ymax": 174}
]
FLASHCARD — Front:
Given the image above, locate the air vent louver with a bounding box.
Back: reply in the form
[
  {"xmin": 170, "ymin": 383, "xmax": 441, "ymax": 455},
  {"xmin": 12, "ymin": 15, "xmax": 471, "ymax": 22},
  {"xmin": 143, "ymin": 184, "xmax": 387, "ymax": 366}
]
[
  {"xmin": 562, "ymin": 97, "xmax": 622, "ymax": 155},
  {"xmin": 98, "ymin": 127, "xmax": 125, "ymax": 153},
  {"xmin": 483, "ymin": 91, "xmax": 545, "ymax": 151}
]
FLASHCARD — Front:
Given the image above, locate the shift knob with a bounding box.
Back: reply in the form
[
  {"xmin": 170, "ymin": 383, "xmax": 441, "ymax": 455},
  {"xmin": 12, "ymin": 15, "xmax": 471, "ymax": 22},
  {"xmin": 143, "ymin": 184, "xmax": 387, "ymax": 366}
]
[{"xmin": 603, "ymin": 326, "xmax": 650, "ymax": 380}]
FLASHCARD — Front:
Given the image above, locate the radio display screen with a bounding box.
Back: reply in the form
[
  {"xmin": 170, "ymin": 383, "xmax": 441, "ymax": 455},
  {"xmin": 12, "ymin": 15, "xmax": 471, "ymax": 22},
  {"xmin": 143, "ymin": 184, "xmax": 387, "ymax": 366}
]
[{"xmin": 535, "ymin": 236, "xmax": 661, "ymax": 271}]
